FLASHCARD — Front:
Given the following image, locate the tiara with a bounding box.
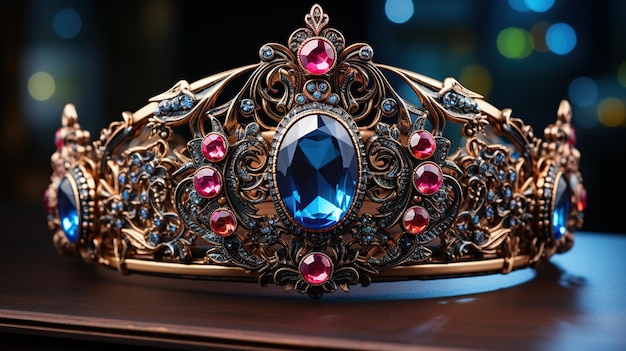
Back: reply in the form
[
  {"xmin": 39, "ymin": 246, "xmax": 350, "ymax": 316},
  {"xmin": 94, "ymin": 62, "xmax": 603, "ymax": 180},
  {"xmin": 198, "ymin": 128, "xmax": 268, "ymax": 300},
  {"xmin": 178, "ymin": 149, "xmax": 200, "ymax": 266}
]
[{"xmin": 45, "ymin": 4, "xmax": 586, "ymax": 299}]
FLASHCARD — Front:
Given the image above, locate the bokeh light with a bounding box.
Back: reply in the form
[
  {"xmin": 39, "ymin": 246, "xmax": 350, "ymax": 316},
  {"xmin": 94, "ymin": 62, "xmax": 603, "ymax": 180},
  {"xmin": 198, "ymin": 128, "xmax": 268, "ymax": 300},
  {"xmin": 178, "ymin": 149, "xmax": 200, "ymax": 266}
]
[
  {"xmin": 525, "ymin": 0, "xmax": 555, "ymax": 12},
  {"xmin": 28, "ymin": 71, "xmax": 56, "ymax": 101},
  {"xmin": 568, "ymin": 76, "xmax": 598, "ymax": 107},
  {"xmin": 459, "ymin": 64, "xmax": 492, "ymax": 98},
  {"xmin": 530, "ymin": 22, "xmax": 550, "ymax": 52},
  {"xmin": 508, "ymin": 0, "xmax": 530, "ymax": 12},
  {"xmin": 385, "ymin": 0, "xmax": 414, "ymax": 24},
  {"xmin": 618, "ymin": 62, "xmax": 626, "ymax": 88},
  {"xmin": 53, "ymin": 8, "xmax": 82, "ymax": 39},
  {"xmin": 497, "ymin": 27, "xmax": 533, "ymax": 59},
  {"xmin": 546, "ymin": 23, "xmax": 577, "ymax": 55},
  {"xmin": 597, "ymin": 97, "xmax": 626, "ymax": 127}
]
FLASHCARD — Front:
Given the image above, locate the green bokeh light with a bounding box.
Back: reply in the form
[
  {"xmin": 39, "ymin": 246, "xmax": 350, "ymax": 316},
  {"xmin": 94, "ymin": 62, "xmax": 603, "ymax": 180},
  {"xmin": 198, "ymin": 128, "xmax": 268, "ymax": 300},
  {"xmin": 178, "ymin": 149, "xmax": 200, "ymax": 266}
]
[
  {"xmin": 618, "ymin": 62, "xmax": 626, "ymax": 88},
  {"xmin": 497, "ymin": 27, "xmax": 533, "ymax": 59}
]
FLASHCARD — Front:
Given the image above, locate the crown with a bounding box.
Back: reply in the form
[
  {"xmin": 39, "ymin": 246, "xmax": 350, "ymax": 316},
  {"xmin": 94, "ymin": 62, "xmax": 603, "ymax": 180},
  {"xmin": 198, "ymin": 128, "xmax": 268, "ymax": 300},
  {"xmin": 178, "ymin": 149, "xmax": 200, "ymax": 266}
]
[{"xmin": 45, "ymin": 4, "xmax": 586, "ymax": 299}]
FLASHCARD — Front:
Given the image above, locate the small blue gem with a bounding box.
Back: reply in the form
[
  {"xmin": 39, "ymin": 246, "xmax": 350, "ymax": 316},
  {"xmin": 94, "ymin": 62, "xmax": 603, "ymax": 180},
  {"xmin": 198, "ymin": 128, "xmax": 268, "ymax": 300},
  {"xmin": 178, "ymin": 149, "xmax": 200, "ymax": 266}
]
[
  {"xmin": 296, "ymin": 94, "xmax": 307, "ymax": 105},
  {"xmin": 148, "ymin": 233, "xmax": 160, "ymax": 246},
  {"xmin": 113, "ymin": 201, "xmax": 123, "ymax": 211},
  {"xmin": 480, "ymin": 163, "xmax": 489, "ymax": 173},
  {"xmin": 140, "ymin": 208, "xmax": 149, "ymax": 219},
  {"xmin": 306, "ymin": 82, "xmax": 316, "ymax": 93},
  {"xmin": 485, "ymin": 206, "xmax": 494, "ymax": 219},
  {"xmin": 318, "ymin": 82, "xmax": 328, "ymax": 92},
  {"xmin": 312, "ymin": 91, "xmax": 322, "ymax": 100},
  {"xmin": 498, "ymin": 170, "xmax": 506, "ymax": 180},
  {"xmin": 473, "ymin": 231, "xmax": 486, "ymax": 243},
  {"xmin": 132, "ymin": 155, "xmax": 141, "ymax": 166},
  {"xmin": 57, "ymin": 177, "xmax": 79, "ymax": 243},
  {"xmin": 180, "ymin": 95, "xmax": 193, "ymax": 109},
  {"xmin": 240, "ymin": 99, "xmax": 254, "ymax": 113},
  {"xmin": 153, "ymin": 217, "xmax": 162, "ymax": 227},
  {"xmin": 261, "ymin": 46, "xmax": 273, "ymax": 60},
  {"xmin": 171, "ymin": 97, "xmax": 180, "ymax": 111},
  {"xmin": 472, "ymin": 215, "xmax": 481, "ymax": 225},
  {"xmin": 504, "ymin": 188, "xmax": 512, "ymax": 199},
  {"xmin": 495, "ymin": 153, "xmax": 504, "ymax": 165},
  {"xmin": 443, "ymin": 92, "xmax": 458, "ymax": 107},
  {"xmin": 360, "ymin": 47, "xmax": 373, "ymax": 60},
  {"xmin": 159, "ymin": 100, "xmax": 171, "ymax": 112},
  {"xmin": 382, "ymin": 99, "xmax": 394, "ymax": 112},
  {"xmin": 327, "ymin": 94, "xmax": 339, "ymax": 105}
]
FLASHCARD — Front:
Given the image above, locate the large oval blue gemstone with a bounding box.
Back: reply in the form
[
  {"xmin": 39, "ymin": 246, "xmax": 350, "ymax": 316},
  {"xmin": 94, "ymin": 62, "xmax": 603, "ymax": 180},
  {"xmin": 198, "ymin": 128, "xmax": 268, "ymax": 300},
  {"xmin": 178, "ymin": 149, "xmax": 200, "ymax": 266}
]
[
  {"xmin": 552, "ymin": 175, "xmax": 571, "ymax": 240},
  {"xmin": 57, "ymin": 176, "xmax": 80, "ymax": 243},
  {"xmin": 276, "ymin": 113, "xmax": 358, "ymax": 231}
]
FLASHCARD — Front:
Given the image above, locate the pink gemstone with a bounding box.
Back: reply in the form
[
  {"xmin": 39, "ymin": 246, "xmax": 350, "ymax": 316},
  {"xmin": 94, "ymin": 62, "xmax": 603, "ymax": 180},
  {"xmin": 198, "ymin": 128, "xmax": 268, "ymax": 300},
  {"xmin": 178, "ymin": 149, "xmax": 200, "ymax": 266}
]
[
  {"xmin": 43, "ymin": 188, "xmax": 52, "ymax": 214},
  {"xmin": 299, "ymin": 39, "xmax": 335, "ymax": 75},
  {"xmin": 193, "ymin": 167, "xmax": 221, "ymax": 198},
  {"xmin": 202, "ymin": 133, "xmax": 227, "ymax": 162},
  {"xmin": 403, "ymin": 206, "xmax": 429, "ymax": 234},
  {"xmin": 55, "ymin": 128, "xmax": 63, "ymax": 150},
  {"xmin": 300, "ymin": 252, "xmax": 332, "ymax": 285},
  {"xmin": 414, "ymin": 162, "xmax": 443, "ymax": 195},
  {"xmin": 210, "ymin": 209, "xmax": 237, "ymax": 237},
  {"xmin": 568, "ymin": 126, "xmax": 577, "ymax": 146},
  {"xmin": 408, "ymin": 130, "xmax": 436, "ymax": 159}
]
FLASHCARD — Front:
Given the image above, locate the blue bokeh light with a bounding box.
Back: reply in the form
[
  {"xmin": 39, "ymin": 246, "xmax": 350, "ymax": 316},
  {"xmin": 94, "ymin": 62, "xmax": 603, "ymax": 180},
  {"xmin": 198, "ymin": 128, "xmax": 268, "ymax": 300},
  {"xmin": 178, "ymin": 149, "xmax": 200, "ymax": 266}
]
[
  {"xmin": 525, "ymin": 0, "xmax": 555, "ymax": 12},
  {"xmin": 569, "ymin": 76, "xmax": 598, "ymax": 107},
  {"xmin": 53, "ymin": 8, "xmax": 82, "ymax": 39},
  {"xmin": 508, "ymin": 0, "xmax": 530, "ymax": 12},
  {"xmin": 546, "ymin": 22, "xmax": 577, "ymax": 55},
  {"xmin": 385, "ymin": 0, "xmax": 414, "ymax": 24}
]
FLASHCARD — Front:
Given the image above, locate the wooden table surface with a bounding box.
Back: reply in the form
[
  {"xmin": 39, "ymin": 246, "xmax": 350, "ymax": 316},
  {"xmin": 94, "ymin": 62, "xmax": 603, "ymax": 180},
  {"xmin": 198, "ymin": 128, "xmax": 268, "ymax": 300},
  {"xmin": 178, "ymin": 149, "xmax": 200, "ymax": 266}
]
[{"xmin": 1, "ymin": 201, "xmax": 625, "ymax": 351}]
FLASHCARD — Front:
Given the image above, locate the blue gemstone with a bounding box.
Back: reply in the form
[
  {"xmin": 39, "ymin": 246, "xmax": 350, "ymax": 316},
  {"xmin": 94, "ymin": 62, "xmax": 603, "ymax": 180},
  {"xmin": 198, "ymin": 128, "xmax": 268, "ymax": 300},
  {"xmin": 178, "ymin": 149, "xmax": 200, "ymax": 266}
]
[
  {"xmin": 552, "ymin": 176, "xmax": 571, "ymax": 239},
  {"xmin": 180, "ymin": 95, "xmax": 193, "ymax": 109},
  {"xmin": 57, "ymin": 176, "xmax": 79, "ymax": 243},
  {"xmin": 296, "ymin": 94, "xmax": 307, "ymax": 105},
  {"xmin": 276, "ymin": 113, "xmax": 358, "ymax": 230}
]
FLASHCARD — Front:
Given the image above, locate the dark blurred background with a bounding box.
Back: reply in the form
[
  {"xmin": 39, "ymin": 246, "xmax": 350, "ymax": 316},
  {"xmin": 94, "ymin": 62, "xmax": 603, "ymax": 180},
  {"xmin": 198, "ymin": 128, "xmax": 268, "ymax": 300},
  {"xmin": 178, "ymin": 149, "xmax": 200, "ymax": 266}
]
[{"xmin": 1, "ymin": 0, "xmax": 625, "ymax": 234}]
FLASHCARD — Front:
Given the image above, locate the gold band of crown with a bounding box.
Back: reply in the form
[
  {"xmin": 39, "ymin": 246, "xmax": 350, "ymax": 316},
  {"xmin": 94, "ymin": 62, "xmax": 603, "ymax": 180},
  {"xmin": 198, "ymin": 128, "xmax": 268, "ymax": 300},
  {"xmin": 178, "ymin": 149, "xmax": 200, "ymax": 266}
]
[{"xmin": 45, "ymin": 4, "xmax": 586, "ymax": 299}]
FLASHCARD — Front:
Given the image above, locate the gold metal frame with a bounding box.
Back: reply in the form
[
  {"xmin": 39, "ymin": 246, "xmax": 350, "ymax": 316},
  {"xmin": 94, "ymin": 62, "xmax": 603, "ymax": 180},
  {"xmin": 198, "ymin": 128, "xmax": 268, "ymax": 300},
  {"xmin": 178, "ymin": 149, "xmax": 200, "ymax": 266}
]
[{"xmin": 45, "ymin": 4, "xmax": 585, "ymax": 298}]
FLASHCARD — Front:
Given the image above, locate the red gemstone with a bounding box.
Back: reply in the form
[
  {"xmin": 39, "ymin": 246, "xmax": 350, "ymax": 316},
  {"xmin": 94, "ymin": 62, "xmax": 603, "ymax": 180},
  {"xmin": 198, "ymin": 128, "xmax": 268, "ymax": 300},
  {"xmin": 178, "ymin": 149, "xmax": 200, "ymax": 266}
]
[
  {"xmin": 55, "ymin": 128, "xmax": 63, "ymax": 150},
  {"xmin": 299, "ymin": 38, "xmax": 335, "ymax": 75},
  {"xmin": 210, "ymin": 209, "xmax": 237, "ymax": 237},
  {"xmin": 193, "ymin": 167, "xmax": 221, "ymax": 198},
  {"xmin": 43, "ymin": 188, "xmax": 52, "ymax": 214},
  {"xmin": 414, "ymin": 162, "xmax": 443, "ymax": 195},
  {"xmin": 202, "ymin": 133, "xmax": 227, "ymax": 162},
  {"xmin": 403, "ymin": 206, "xmax": 429, "ymax": 234},
  {"xmin": 578, "ymin": 185, "xmax": 587, "ymax": 212},
  {"xmin": 300, "ymin": 252, "xmax": 332, "ymax": 285},
  {"xmin": 408, "ymin": 130, "xmax": 436, "ymax": 159},
  {"xmin": 568, "ymin": 125, "xmax": 577, "ymax": 146}
]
